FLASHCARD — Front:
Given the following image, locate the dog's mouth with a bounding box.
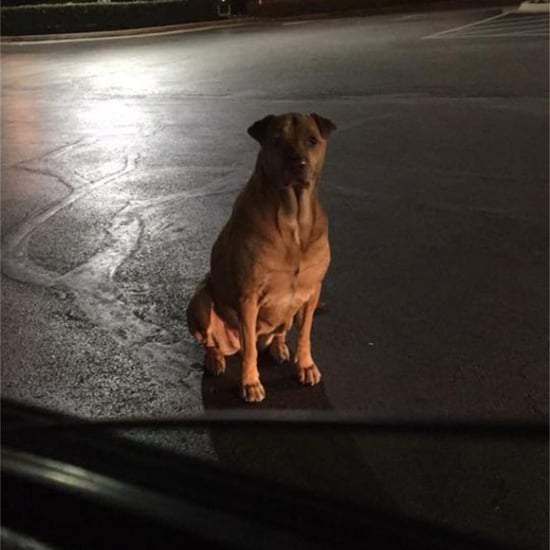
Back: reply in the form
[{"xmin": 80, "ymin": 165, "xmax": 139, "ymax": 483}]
[{"xmin": 284, "ymin": 165, "xmax": 312, "ymax": 189}]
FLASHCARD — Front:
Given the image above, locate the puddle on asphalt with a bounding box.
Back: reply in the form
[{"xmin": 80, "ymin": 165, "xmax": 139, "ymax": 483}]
[{"xmin": 1, "ymin": 138, "xmax": 235, "ymax": 458}]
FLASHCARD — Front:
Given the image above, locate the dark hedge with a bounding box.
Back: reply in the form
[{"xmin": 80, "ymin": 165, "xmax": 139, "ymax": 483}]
[{"xmin": 1, "ymin": 0, "xmax": 220, "ymax": 35}]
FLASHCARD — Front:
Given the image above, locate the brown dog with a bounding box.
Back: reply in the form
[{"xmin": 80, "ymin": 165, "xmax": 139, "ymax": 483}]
[{"xmin": 186, "ymin": 113, "xmax": 336, "ymax": 402}]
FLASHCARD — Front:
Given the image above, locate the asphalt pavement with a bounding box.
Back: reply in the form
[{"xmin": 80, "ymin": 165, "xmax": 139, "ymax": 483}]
[{"xmin": 1, "ymin": 4, "xmax": 548, "ymax": 548}]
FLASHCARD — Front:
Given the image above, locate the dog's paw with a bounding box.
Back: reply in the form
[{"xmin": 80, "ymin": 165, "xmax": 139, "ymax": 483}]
[
  {"xmin": 241, "ymin": 381, "xmax": 266, "ymax": 403},
  {"xmin": 296, "ymin": 364, "xmax": 322, "ymax": 386},
  {"xmin": 205, "ymin": 347, "xmax": 226, "ymax": 376},
  {"xmin": 269, "ymin": 340, "xmax": 290, "ymax": 364}
]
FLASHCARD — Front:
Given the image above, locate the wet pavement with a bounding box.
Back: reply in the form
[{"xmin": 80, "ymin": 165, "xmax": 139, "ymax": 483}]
[{"xmin": 1, "ymin": 5, "xmax": 548, "ymax": 548}]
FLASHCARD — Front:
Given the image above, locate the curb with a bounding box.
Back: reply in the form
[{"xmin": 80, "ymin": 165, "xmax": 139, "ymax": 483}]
[
  {"xmin": 0, "ymin": 17, "xmax": 253, "ymax": 44},
  {"xmin": 517, "ymin": 0, "xmax": 550, "ymax": 12}
]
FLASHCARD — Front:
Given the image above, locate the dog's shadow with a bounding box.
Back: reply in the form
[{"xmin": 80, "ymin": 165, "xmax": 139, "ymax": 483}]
[{"xmin": 200, "ymin": 352, "xmax": 392, "ymax": 509}]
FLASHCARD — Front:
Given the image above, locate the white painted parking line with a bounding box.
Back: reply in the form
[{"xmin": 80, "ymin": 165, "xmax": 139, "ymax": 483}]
[
  {"xmin": 282, "ymin": 20, "xmax": 315, "ymax": 26},
  {"xmin": 457, "ymin": 21, "xmax": 548, "ymax": 34},
  {"xmin": 398, "ymin": 14, "xmax": 423, "ymax": 20},
  {"xmin": 435, "ymin": 31, "xmax": 548, "ymax": 38},
  {"xmin": 472, "ymin": 16, "xmax": 547, "ymax": 26},
  {"xmin": 423, "ymin": 11, "xmax": 510, "ymax": 39},
  {"xmin": 423, "ymin": 11, "xmax": 549, "ymax": 39}
]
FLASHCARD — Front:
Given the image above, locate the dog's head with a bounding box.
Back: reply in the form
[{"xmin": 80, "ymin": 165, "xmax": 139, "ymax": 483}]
[{"xmin": 248, "ymin": 113, "xmax": 336, "ymax": 190}]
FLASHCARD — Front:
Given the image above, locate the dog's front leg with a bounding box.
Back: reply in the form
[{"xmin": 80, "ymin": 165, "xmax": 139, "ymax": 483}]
[
  {"xmin": 295, "ymin": 284, "xmax": 322, "ymax": 386},
  {"xmin": 239, "ymin": 297, "xmax": 265, "ymax": 402}
]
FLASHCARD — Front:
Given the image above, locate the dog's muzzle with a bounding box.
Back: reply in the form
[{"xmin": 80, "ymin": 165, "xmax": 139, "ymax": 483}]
[{"xmin": 287, "ymin": 157, "xmax": 311, "ymax": 187}]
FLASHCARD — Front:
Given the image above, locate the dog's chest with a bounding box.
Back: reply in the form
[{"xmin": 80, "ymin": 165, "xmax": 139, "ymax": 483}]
[
  {"xmin": 259, "ymin": 238, "xmax": 328, "ymax": 312},
  {"xmin": 267, "ymin": 262, "xmax": 318, "ymax": 297},
  {"xmin": 256, "ymin": 263, "xmax": 323, "ymax": 334}
]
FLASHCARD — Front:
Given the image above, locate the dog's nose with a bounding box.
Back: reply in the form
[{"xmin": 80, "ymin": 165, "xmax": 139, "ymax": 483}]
[{"xmin": 289, "ymin": 151, "xmax": 307, "ymax": 170}]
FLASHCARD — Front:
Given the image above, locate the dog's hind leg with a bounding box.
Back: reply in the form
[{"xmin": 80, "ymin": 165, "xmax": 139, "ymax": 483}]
[
  {"xmin": 257, "ymin": 333, "xmax": 274, "ymax": 352},
  {"xmin": 268, "ymin": 332, "xmax": 290, "ymax": 364},
  {"xmin": 257, "ymin": 328, "xmax": 290, "ymax": 363},
  {"xmin": 186, "ymin": 277, "xmax": 226, "ymax": 376},
  {"xmin": 204, "ymin": 345, "xmax": 226, "ymax": 376}
]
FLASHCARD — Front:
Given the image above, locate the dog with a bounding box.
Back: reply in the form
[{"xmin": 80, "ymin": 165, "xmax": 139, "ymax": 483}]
[{"xmin": 186, "ymin": 112, "xmax": 336, "ymax": 402}]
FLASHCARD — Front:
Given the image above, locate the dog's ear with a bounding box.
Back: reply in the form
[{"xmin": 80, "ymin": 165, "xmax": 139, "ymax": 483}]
[
  {"xmin": 248, "ymin": 115, "xmax": 275, "ymax": 144},
  {"xmin": 311, "ymin": 113, "xmax": 336, "ymax": 139}
]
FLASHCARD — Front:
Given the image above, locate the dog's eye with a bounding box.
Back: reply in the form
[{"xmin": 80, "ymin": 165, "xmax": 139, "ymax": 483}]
[{"xmin": 307, "ymin": 136, "xmax": 319, "ymax": 147}]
